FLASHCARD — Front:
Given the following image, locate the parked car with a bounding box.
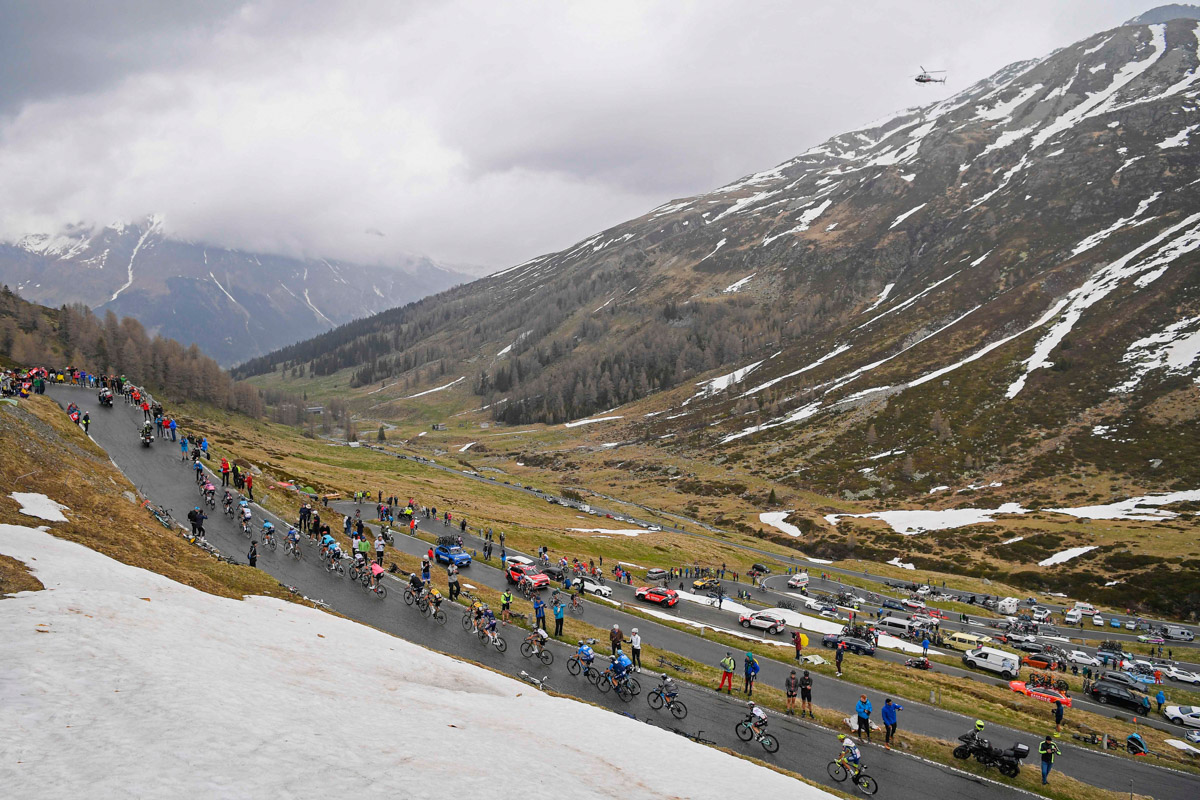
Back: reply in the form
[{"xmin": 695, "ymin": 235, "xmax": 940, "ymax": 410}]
[
  {"xmin": 573, "ymin": 576, "xmax": 612, "ymax": 598},
  {"xmin": 1089, "ymin": 682, "xmax": 1152, "ymax": 713},
  {"xmin": 1009, "ymin": 681, "xmax": 1073, "ymax": 707},
  {"xmin": 1014, "ymin": 639, "xmax": 1048, "ymax": 653},
  {"xmin": 692, "ymin": 577, "xmax": 722, "ymax": 592},
  {"xmin": 635, "ymin": 586, "xmax": 679, "ymax": 607},
  {"xmin": 751, "ymin": 563, "xmax": 771, "ymax": 574},
  {"xmin": 880, "ymin": 598, "xmax": 905, "ymax": 611},
  {"xmin": 1021, "ymin": 654, "xmax": 1061, "ymax": 671},
  {"xmin": 505, "ymin": 564, "xmax": 549, "ymax": 590},
  {"xmin": 1164, "ymin": 665, "xmax": 1200, "ymax": 685},
  {"xmin": 1164, "ymin": 703, "xmax": 1200, "ymax": 729},
  {"xmin": 1067, "ymin": 650, "xmax": 1101, "ymax": 667},
  {"xmin": 1097, "ymin": 672, "xmax": 1147, "ymax": 692},
  {"xmin": 1138, "ymin": 634, "xmax": 1166, "ymax": 645},
  {"xmin": 1092, "ymin": 614, "xmax": 1105, "ymax": 626},
  {"xmin": 821, "ymin": 634, "xmax": 876, "ymax": 656},
  {"xmin": 739, "ymin": 611, "xmax": 788, "ymax": 634},
  {"xmin": 645, "ymin": 568, "xmax": 669, "ymax": 582},
  {"xmin": 433, "ymin": 545, "xmax": 472, "ymax": 568}
]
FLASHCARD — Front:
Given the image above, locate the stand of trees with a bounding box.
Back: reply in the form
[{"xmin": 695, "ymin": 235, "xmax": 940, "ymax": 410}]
[{"xmin": 0, "ymin": 287, "xmax": 264, "ymax": 416}]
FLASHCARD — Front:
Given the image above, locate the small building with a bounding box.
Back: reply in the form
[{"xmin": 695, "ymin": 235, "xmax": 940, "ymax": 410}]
[{"xmin": 432, "ymin": 423, "xmax": 447, "ymax": 431}]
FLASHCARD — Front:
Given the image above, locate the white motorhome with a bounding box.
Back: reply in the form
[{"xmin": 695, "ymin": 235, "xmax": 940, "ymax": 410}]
[{"xmin": 997, "ymin": 597, "xmax": 1019, "ymax": 615}]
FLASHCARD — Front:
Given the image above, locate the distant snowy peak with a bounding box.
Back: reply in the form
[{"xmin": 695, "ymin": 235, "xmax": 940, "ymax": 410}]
[{"xmin": 1126, "ymin": 4, "xmax": 1200, "ymax": 26}]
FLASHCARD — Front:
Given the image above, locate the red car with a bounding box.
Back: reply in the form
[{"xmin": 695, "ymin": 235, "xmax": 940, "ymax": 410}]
[
  {"xmin": 635, "ymin": 586, "xmax": 679, "ymax": 607},
  {"xmin": 1021, "ymin": 654, "xmax": 1061, "ymax": 671},
  {"xmin": 1009, "ymin": 681, "xmax": 1073, "ymax": 707},
  {"xmin": 506, "ymin": 564, "xmax": 550, "ymax": 590}
]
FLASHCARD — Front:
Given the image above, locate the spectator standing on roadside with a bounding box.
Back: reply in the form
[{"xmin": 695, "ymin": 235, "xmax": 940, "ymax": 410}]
[
  {"xmin": 800, "ymin": 670, "xmax": 814, "ymax": 718},
  {"xmin": 785, "ymin": 670, "xmax": 799, "ymax": 715},
  {"xmin": 1039, "ymin": 735, "xmax": 1060, "ymax": 785},
  {"xmin": 743, "ymin": 651, "xmax": 760, "ymax": 696},
  {"xmin": 180, "ymin": 436, "xmax": 189, "ymax": 461},
  {"xmin": 630, "ymin": 628, "xmax": 642, "ymax": 671},
  {"xmin": 921, "ymin": 636, "xmax": 930, "ymax": 657},
  {"xmin": 835, "ymin": 642, "xmax": 846, "ymax": 676},
  {"xmin": 609, "ymin": 624, "xmax": 624, "ymax": 655},
  {"xmin": 247, "ymin": 541, "xmax": 258, "ymax": 568},
  {"xmin": 447, "ymin": 563, "xmax": 461, "ymax": 601},
  {"xmin": 1054, "ymin": 699, "xmax": 1064, "ymax": 734},
  {"xmin": 717, "ymin": 652, "xmax": 736, "ymax": 693},
  {"xmin": 552, "ymin": 598, "xmax": 565, "ymax": 637},
  {"xmin": 375, "ymin": 534, "xmax": 386, "ymax": 566},
  {"xmin": 882, "ymin": 698, "xmax": 902, "ymax": 749},
  {"xmin": 245, "ymin": 472, "xmax": 254, "ymax": 501},
  {"xmin": 856, "ymin": 694, "xmax": 873, "ymax": 742},
  {"xmin": 1156, "ymin": 688, "xmax": 1166, "ymax": 712},
  {"xmin": 533, "ymin": 596, "xmax": 547, "ymax": 631},
  {"xmin": 169, "ymin": 417, "xmax": 177, "ymax": 441},
  {"xmin": 792, "ymin": 630, "xmax": 804, "ymax": 661}
]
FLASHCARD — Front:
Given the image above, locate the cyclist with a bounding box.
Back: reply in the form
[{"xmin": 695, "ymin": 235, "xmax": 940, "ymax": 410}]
[
  {"xmin": 240, "ymin": 502, "xmax": 253, "ymax": 532},
  {"xmin": 260, "ymin": 520, "xmax": 275, "ymax": 546},
  {"xmin": 408, "ymin": 570, "xmax": 425, "ymax": 596},
  {"xmin": 575, "ymin": 639, "xmax": 595, "ymax": 668},
  {"xmin": 202, "ymin": 480, "xmax": 216, "ymax": 506},
  {"xmin": 471, "ymin": 601, "xmax": 487, "ymax": 633},
  {"xmin": 748, "ymin": 700, "xmax": 769, "ymax": 739},
  {"xmin": 837, "ymin": 734, "xmax": 862, "ymax": 779},
  {"xmin": 285, "ymin": 526, "xmax": 301, "ymax": 551},
  {"xmin": 193, "ymin": 457, "xmax": 205, "ymax": 484},
  {"xmin": 368, "ymin": 560, "xmax": 386, "ymax": 590},
  {"xmin": 222, "ymin": 490, "xmax": 235, "ymax": 514},
  {"xmin": 426, "ymin": 585, "xmax": 443, "ymax": 611},
  {"xmin": 526, "ymin": 627, "xmax": 549, "ymax": 654},
  {"xmin": 613, "ymin": 649, "xmax": 634, "ymax": 688},
  {"xmin": 319, "ymin": 531, "xmax": 336, "ymax": 557},
  {"xmin": 658, "ymin": 672, "xmax": 679, "ymax": 702},
  {"xmin": 326, "ymin": 540, "xmax": 343, "ymax": 570},
  {"xmin": 483, "ymin": 608, "xmax": 499, "ymax": 642}
]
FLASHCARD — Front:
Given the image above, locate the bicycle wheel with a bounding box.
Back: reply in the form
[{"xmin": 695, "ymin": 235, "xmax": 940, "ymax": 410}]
[
  {"xmin": 417, "ymin": 596, "xmax": 429, "ymax": 613},
  {"xmin": 347, "ymin": 566, "xmax": 359, "ymax": 581},
  {"xmin": 267, "ymin": 537, "xmax": 276, "ymax": 551},
  {"xmin": 567, "ymin": 658, "xmax": 582, "ymax": 677},
  {"xmin": 670, "ymin": 700, "xmax": 687, "ymax": 720},
  {"xmin": 735, "ymin": 722, "xmax": 753, "ymax": 742},
  {"xmin": 538, "ymin": 650, "xmax": 554, "ymax": 666},
  {"xmin": 597, "ymin": 676, "xmax": 611, "ymax": 693},
  {"xmin": 827, "ymin": 762, "xmax": 847, "ymax": 782},
  {"xmin": 375, "ymin": 585, "xmax": 387, "ymax": 600},
  {"xmin": 760, "ymin": 734, "xmax": 779, "ymax": 754},
  {"xmin": 856, "ymin": 774, "xmax": 878, "ymax": 796},
  {"xmin": 405, "ymin": 589, "xmax": 415, "ymax": 606},
  {"xmin": 627, "ymin": 676, "xmax": 641, "ymax": 696},
  {"xmin": 432, "ymin": 608, "xmax": 446, "ymax": 625},
  {"xmin": 520, "ymin": 641, "xmax": 535, "ymax": 659},
  {"xmin": 617, "ymin": 682, "xmax": 634, "ymax": 702},
  {"xmin": 335, "ymin": 563, "xmax": 344, "ymax": 576},
  {"xmin": 648, "ymin": 690, "xmax": 664, "ymax": 710},
  {"xmin": 584, "ymin": 667, "xmax": 599, "ymax": 685},
  {"xmin": 494, "ymin": 636, "xmax": 506, "ymax": 653}
]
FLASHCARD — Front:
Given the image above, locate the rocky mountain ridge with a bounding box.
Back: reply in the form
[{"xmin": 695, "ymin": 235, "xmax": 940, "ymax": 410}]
[{"xmin": 0, "ymin": 216, "xmax": 467, "ymax": 366}]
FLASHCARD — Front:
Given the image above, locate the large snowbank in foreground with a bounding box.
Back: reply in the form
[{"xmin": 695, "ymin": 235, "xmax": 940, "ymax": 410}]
[{"xmin": 0, "ymin": 524, "xmax": 826, "ymax": 800}]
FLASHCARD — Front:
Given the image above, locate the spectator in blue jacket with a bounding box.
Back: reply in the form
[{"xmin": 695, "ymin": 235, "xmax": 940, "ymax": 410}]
[
  {"xmin": 855, "ymin": 694, "xmax": 873, "ymax": 741},
  {"xmin": 882, "ymin": 698, "xmax": 903, "ymax": 749},
  {"xmin": 743, "ymin": 652, "xmax": 760, "ymax": 695}
]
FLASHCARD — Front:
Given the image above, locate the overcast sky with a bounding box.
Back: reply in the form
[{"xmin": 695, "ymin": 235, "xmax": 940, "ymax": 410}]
[{"xmin": 0, "ymin": 0, "xmax": 1160, "ymax": 272}]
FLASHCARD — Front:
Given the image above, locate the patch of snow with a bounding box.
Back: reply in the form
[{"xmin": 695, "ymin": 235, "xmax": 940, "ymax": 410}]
[
  {"xmin": 970, "ymin": 249, "xmax": 994, "ymax": 268},
  {"xmin": 1047, "ymin": 490, "xmax": 1200, "ymax": 521},
  {"xmin": 723, "ymin": 273, "xmax": 755, "ymax": 293},
  {"xmin": 740, "ymin": 344, "xmax": 851, "ymax": 397},
  {"xmin": 563, "ymin": 415, "xmax": 624, "ymax": 429},
  {"xmin": 759, "ymin": 512, "xmax": 803, "ymax": 538},
  {"xmin": 824, "ymin": 504, "xmax": 1029, "ymax": 536},
  {"xmin": 459, "ymin": 442, "xmax": 476, "ymax": 453},
  {"xmin": 9, "ymin": 493, "xmax": 69, "ymax": 522},
  {"xmin": 928, "ymin": 486, "xmax": 950, "ymax": 494},
  {"xmin": 900, "ymin": 173, "xmax": 916, "ymax": 182},
  {"xmin": 886, "ymin": 557, "xmax": 915, "ymax": 570},
  {"xmin": 698, "ymin": 239, "xmax": 727, "ymax": 264},
  {"xmin": 404, "ymin": 376, "xmax": 465, "ymax": 399},
  {"xmin": 0, "ymin": 525, "xmax": 821, "ymax": 800},
  {"xmin": 568, "ymin": 528, "xmax": 642, "ymax": 537},
  {"xmin": 1083, "ymin": 35, "xmax": 1112, "ymax": 55},
  {"xmin": 805, "ymin": 557, "xmax": 834, "ymax": 565},
  {"xmin": 1071, "ymin": 193, "xmax": 1160, "ymax": 256},
  {"xmin": 973, "ymin": 83, "xmax": 1044, "ymax": 121},
  {"xmin": 889, "ymin": 203, "xmax": 927, "ymax": 230},
  {"xmin": 1038, "ymin": 546, "xmax": 1098, "ymax": 567},
  {"xmin": 1006, "ymin": 212, "xmax": 1200, "ymax": 399},
  {"xmin": 1112, "ymin": 315, "xmax": 1200, "ymax": 392},
  {"xmin": 1001, "ymin": 536, "xmax": 1025, "ymax": 545},
  {"xmin": 687, "ymin": 361, "xmax": 764, "ymax": 405},
  {"xmin": 855, "ymin": 271, "xmax": 960, "ymax": 331},
  {"xmin": 593, "ymin": 297, "xmax": 614, "ymax": 313},
  {"xmin": 1090, "ymin": 63, "xmax": 1108, "ymax": 74},
  {"xmin": 867, "ymin": 449, "xmax": 905, "ymax": 460},
  {"xmin": 825, "ymin": 222, "xmax": 839, "ymax": 232},
  {"xmin": 1157, "ymin": 123, "xmax": 1199, "ymax": 149},
  {"xmin": 762, "ymin": 199, "xmax": 834, "ymax": 245},
  {"xmin": 862, "ymin": 283, "xmax": 896, "ymax": 313}
]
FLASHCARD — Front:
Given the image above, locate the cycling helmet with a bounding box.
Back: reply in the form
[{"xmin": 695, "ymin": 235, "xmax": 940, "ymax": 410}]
[
  {"xmin": 661, "ymin": 673, "xmax": 668, "ymax": 680},
  {"xmin": 838, "ymin": 734, "xmax": 847, "ymax": 742},
  {"xmin": 578, "ymin": 640, "xmax": 585, "ymax": 646},
  {"xmin": 632, "ymin": 628, "xmax": 638, "ymax": 634},
  {"xmin": 747, "ymin": 701, "xmax": 755, "ymax": 708},
  {"xmin": 975, "ymin": 719, "xmax": 985, "ymax": 731}
]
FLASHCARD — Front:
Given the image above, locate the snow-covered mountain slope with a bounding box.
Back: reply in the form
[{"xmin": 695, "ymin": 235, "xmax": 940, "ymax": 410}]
[
  {"xmin": 0, "ymin": 217, "xmax": 467, "ymax": 366},
  {"xmin": 0, "ymin": 523, "xmax": 825, "ymax": 800},
  {"xmin": 240, "ymin": 14, "xmax": 1200, "ymax": 498}
]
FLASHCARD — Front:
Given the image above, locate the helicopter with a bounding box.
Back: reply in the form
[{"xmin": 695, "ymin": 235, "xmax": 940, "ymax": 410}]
[{"xmin": 914, "ymin": 66, "xmax": 947, "ymax": 85}]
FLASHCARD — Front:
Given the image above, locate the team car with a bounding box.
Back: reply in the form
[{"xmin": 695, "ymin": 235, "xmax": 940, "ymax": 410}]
[
  {"xmin": 506, "ymin": 563, "xmax": 550, "ymax": 590},
  {"xmin": 738, "ymin": 611, "xmax": 788, "ymax": 634},
  {"xmin": 1009, "ymin": 681, "xmax": 1073, "ymax": 707},
  {"xmin": 692, "ymin": 577, "xmax": 722, "ymax": 592},
  {"xmin": 433, "ymin": 545, "xmax": 472, "ymax": 567},
  {"xmin": 635, "ymin": 586, "xmax": 680, "ymax": 607}
]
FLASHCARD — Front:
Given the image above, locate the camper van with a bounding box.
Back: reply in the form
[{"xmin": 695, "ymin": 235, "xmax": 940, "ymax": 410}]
[
  {"xmin": 1073, "ymin": 602, "xmax": 1097, "ymax": 615},
  {"xmin": 997, "ymin": 597, "xmax": 1019, "ymax": 615},
  {"xmin": 1064, "ymin": 609, "xmax": 1082, "ymax": 625},
  {"xmin": 1164, "ymin": 625, "xmax": 1195, "ymax": 642}
]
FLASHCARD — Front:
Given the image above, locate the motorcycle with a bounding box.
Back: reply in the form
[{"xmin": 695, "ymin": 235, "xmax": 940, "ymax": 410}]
[
  {"xmin": 905, "ymin": 657, "xmax": 932, "ymax": 670},
  {"xmin": 98, "ymin": 389, "xmax": 114, "ymax": 407},
  {"xmin": 140, "ymin": 426, "xmax": 154, "ymax": 447},
  {"xmin": 954, "ymin": 731, "xmax": 1028, "ymax": 778}
]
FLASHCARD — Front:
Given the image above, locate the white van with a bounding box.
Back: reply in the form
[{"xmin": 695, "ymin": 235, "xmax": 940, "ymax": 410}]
[
  {"xmin": 1164, "ymin": 625, "xmax": 1195, "ymax": 642},
  {"xmin": 963, "ymin": 646, "xmax": 1020, "ymax": 679},
  {"xmin": 997, "ymin": 597, "xmax": 1019, "ymax": 615},
  {"xmin": 1064, "ymin": 609, "xmax": 1082, "ymax": 625},
  {"xmin": 877, "ymin": 617, "xmax": 914, "ymax": 637},
  {"xmin": 1073, "ymin": 602, "xmax": 1097, "ymax": 615}
]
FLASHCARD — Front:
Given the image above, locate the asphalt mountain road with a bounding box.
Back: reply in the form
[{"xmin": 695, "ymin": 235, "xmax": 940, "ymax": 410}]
[{"xmin": 57, "ymin": 385, "xmax": 1195, "ymax": 800}]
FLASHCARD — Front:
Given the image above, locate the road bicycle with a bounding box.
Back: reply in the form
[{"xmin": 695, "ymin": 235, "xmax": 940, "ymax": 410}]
[
  {"xmin": 520, "ymin": 671, "xmax": 553, "ymax": 691},
  {"xmin": 520, "ymin": 636, "xmax": 554, "ymax": 666},
  {"xmin": 361, "ymin": 575, "xmax": 387, "ymax": 599},
  {"xmin": 735, "ymin": 716, "xmax": 779, "ymax": 754},
  {"xmin": 284, "ymin": 538, "xmax": 303, "ymax": 561},
  {"xmin": 647, "ymin": 685, "xmax": 688, "ymax": 719},
  {"xmin": 325, "ymin": 559, "xmax": 345, "ymax": 577},
  {"xmin": 477, "ymin": 626, "xmax": 507, "ymax": 653},
  {"xmin": 596, "ymin": 670, "xmax": 637, "ymax": 702},
  {"xmin": 827, "ymin": 759, "xmax": 877, "ymax": 795},
  {"xmin": 260, "ymin": 526, "xmax": 277, "ymax": 551},
  {"xmin": 671, "ymin": 728, "xmax": 715, "ymax": 746},
  {"xmin": 348, "ymin": 561, "xmax": 369, "ymax": 582},
  {"xmin": 422, "ymin": 599, "xmax": 446, "ymax": 625},
  {"xmin": 656, "ymin": 655, "xmax": 691, "ymax": 674},
  {"xmin": 143, "ymin": 501, "xmax": 174, "ymax": 530}
]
